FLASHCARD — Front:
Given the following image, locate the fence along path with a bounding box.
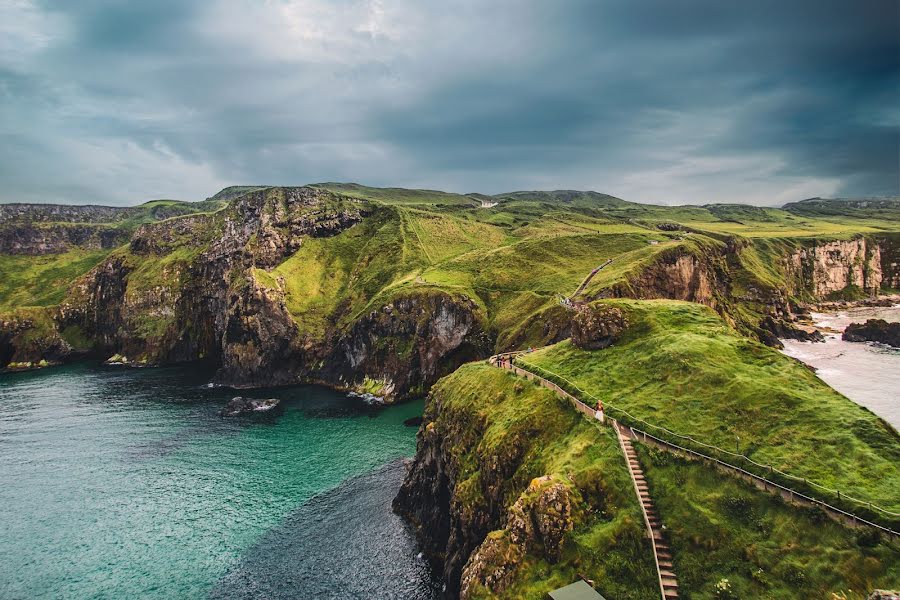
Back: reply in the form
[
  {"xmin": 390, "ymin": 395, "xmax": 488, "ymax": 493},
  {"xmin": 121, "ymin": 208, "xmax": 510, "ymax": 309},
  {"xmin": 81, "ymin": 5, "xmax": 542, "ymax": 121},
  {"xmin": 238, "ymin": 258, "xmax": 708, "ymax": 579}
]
[
  {"xmin": 488, "ymin": 352, "xmax": 899, "ymax": 541},
  {"xmin": 616, "ymin": 421, "xmax": 680, "ymax": 599}
]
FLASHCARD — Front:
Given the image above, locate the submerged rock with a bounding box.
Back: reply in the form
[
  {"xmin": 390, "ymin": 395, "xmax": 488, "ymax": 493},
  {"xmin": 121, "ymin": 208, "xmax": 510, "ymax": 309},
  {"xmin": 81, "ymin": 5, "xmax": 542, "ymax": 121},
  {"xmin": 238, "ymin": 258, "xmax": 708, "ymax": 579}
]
[
  {"xmin": 842, "ymin": 319, "xmax": 900, "ymax": 347},
  {"xmin": 403, "ymin": 416, "xmax": 423, "ymax": 427},
  {"xmin": 220, "ymin": 396, "xmax": 281, "ymax": 417}
]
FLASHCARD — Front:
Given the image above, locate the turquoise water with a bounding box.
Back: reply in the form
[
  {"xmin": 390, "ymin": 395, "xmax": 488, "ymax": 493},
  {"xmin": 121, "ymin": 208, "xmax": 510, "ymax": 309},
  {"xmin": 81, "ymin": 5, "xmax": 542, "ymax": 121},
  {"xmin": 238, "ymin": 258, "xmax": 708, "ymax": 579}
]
[{"xmin": 0, "ymin": 363, "xmax": 439, "ymax": 599}]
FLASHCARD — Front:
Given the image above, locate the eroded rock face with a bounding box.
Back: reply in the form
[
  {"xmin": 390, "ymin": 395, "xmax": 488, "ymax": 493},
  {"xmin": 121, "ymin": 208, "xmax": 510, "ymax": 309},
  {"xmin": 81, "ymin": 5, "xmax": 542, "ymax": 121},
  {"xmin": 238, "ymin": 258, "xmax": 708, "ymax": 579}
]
[
  {"xmin": 612, "ymin": 251, "xmax": 725, "ymax": 309},
  {"xmin": 785, "ymin": 238, "xmax": 883, "ymax": 298},
  {"xmin": 330, "ymin": 294, "xmax": 491, "ymax": 399},
  {"xmin": 571, "ymin": 304, "xmax": 628, "ymax": 350},
  {"xmin": 843, "ymin": 319, "xmax": 900, "ymax": 347},
  {"xmin": 0, "ymin": 223, "xmax": 129, "ymax": 255},
  {"xmin": 0, "ymin": 312, "xmax": 73, "ymax": 368},
  {"xmin": 459, "ymin": 477, "xmax": 577, "ymax": 599}
]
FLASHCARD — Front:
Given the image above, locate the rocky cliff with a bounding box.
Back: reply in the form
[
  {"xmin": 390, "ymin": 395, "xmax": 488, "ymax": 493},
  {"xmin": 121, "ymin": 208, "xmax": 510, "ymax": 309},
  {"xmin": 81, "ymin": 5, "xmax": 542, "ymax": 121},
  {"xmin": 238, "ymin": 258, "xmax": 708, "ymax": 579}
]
[
  {"xmin": 393, "ymin": 363, "xmax": 655, "ymax": 599},
  {"xmin": 593, "ymin": 234, "xmax": 900, "ymax": 347},
  {"xmin": 2, "ymin": 187, "xmax": 489, "ymax": 399},
  {"xmin": 784, "ymin": 237, "xmax": 883, "ymax": 298}
]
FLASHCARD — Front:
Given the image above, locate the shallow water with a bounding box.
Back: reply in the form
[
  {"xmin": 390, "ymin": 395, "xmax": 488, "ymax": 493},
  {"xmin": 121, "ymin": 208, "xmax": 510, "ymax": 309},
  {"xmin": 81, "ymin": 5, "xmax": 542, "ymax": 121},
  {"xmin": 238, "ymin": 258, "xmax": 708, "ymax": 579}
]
[
  {"xmin": 781, "ymin": 306, "xmax": 900, "ymax": 430},
  {"xmin": 0, "ymin": 362, "xmax": 439, "ymax": 599}
]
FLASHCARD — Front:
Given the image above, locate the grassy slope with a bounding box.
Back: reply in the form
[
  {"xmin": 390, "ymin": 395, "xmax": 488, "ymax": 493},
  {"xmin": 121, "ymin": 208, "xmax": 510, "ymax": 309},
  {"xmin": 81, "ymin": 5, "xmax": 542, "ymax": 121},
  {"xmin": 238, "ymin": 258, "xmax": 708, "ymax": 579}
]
[
  {"xmin": 0, "ymin": 249, "xmax": 111, "ymax": 311},
  {"xmin": 639, "ymin": 445, "xmax": 900, "ymax": 599},
  {"xmin": 524, "ymin": 300, "xmax": 900, "ymax": 511},
  {"xmin": 248, "ymin": 186, "xmax": 899, "ymax": 353},
  {"xmin": 431, "ymin": 363, "xmax": 657, "ymax": 600}
]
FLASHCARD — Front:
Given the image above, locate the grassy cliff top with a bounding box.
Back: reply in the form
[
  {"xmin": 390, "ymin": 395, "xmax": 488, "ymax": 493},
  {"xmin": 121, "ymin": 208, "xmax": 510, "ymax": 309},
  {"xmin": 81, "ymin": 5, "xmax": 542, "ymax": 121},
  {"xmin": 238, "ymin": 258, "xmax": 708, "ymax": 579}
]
[
  {"xmin": 425, "ymin": 362, "xmax": 658, "ymax": 600},
  {"xmin": 428, "ymin": 360, "xmax": 900, "ymax": 599},
  {"xmin": 524, "ymin": 299, "xmax": 900, "ymax": 511}
]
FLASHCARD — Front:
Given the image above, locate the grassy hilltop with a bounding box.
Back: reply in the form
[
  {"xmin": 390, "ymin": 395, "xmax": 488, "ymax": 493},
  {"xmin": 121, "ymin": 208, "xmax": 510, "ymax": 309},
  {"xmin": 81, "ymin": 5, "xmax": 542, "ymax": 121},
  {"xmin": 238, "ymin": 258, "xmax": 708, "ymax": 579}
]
[{"xmin": 2, "ymin": 184, "xmax": 898, "ymax": 332}]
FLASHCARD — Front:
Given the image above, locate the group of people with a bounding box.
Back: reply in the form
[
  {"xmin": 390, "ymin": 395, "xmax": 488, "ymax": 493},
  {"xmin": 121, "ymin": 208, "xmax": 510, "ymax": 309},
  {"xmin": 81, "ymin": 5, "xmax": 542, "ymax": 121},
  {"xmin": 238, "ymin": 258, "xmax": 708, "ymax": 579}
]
[{"xmin": 492, "ymin": 353, "xmax": 606, "ymax": 424}]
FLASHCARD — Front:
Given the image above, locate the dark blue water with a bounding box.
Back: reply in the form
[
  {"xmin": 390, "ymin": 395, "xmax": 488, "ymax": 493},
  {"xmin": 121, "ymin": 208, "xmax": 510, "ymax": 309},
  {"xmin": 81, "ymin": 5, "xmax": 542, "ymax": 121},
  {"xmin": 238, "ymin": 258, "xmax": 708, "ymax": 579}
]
[{"xmin": 0, "ymin": 362, "xmax": 439, "ymax": 599}]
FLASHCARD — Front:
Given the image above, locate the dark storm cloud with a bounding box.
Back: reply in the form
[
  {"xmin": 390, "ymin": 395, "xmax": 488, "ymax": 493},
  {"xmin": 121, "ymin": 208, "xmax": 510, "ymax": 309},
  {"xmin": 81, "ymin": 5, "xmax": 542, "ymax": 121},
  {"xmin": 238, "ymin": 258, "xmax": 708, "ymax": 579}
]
[{"xmin": 0, "ymin": 0, "xmax": 896, "ymax": 205}]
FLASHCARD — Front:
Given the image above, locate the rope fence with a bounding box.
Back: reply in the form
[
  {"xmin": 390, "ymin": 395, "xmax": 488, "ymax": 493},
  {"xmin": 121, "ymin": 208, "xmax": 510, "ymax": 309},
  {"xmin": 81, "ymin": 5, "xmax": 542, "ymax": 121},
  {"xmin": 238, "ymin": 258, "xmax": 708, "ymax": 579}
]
[{"xmin": 489, "ymin": 352, "xmax": 900, "ymax": 538}]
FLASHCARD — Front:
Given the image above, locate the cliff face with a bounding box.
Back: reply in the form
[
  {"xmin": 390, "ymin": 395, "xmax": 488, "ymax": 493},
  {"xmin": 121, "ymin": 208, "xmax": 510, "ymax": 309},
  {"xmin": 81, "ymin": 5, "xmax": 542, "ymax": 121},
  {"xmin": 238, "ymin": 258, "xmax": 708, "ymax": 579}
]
[
  {"xmin": 0, "ymin": 223, "xmax": 130, "ymax": 255},
  {"xmin": 878, "ymin": 234, "xmax": 900, "ymax": 291},
  {"xmin": 785, "ymin": 238, "xmax": 883, "ymax": 298},
  {"xmin": 594, "ymin": 235, "xmax": 899, "ymax": 347}
]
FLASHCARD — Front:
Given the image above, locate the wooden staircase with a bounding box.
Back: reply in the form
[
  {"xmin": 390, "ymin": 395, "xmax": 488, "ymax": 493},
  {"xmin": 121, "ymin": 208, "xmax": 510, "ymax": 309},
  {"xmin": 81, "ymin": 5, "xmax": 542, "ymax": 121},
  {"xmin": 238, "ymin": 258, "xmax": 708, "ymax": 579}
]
[{"xmin": 615, "ymin": 423, "xmax": 679, "ymax": 599}]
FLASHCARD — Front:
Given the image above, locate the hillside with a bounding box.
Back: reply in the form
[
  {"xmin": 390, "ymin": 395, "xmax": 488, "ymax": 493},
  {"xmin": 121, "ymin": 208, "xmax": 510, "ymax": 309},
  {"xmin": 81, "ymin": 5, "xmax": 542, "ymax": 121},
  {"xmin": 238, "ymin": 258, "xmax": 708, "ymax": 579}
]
[
  {"xmin": 1, "ymin": 185, "xmax": 899, "ymax": 393},
  {"xmin": 524, "ymin": 300, "xmax": 899, "ymax": 512},
  {"xmin": 398, "ymin": 343, "xmax": 900, "ymax": 599}
]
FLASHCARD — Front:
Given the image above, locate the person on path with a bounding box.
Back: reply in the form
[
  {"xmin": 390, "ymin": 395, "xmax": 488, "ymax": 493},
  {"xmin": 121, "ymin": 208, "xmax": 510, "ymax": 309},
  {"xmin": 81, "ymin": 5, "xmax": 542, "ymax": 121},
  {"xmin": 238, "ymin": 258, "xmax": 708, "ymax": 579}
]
[{"xmin": 594, "ymin": 399, "xmax": 605, "ymax": 424}]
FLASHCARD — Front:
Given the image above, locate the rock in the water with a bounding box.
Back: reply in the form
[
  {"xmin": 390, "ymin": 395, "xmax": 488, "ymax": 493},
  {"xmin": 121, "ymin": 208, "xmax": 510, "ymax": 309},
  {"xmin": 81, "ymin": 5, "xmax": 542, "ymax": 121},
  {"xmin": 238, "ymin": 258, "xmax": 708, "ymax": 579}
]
[
  {"xmin": 220, "ymin": 396, "xmax": 281, "ymax": 416},
  {"xmin": 759, "ymin": 316, "xmax": 824, "ymax": 344},
  {"xmin": 842, "ymin": 319, "xmax": 900, "ymax": 347},
  {"xmin": 571, "ymin": 304, "xmax": 628, "ymax": 350},
  {"xmin": 403, "ymin": 416, "xmax": 423, "ymax": 427}
]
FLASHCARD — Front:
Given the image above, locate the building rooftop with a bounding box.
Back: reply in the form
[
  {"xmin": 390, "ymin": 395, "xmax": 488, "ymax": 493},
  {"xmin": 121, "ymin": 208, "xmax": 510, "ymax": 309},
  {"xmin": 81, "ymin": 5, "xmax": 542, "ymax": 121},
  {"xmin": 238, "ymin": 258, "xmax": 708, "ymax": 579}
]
[{"xmin": 547, "ymin": 580, "xmax": 607, "ymax": 600}]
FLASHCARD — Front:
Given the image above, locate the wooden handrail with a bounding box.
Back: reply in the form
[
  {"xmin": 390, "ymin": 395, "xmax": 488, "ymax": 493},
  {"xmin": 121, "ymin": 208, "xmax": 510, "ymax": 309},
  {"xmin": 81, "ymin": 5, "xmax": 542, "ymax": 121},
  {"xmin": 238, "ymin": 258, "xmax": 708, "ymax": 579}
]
[{"xmin": 488, "ymin": 354, "xmax": 900, "ymax": 540}]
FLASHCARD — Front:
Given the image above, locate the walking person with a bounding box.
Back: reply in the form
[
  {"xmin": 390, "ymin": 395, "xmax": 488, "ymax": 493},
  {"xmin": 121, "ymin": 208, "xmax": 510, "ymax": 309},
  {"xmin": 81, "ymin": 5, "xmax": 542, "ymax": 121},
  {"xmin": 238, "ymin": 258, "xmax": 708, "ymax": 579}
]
[{"xmin": 594, "ymin": 399, "xmax": 605, "ymax": 424}]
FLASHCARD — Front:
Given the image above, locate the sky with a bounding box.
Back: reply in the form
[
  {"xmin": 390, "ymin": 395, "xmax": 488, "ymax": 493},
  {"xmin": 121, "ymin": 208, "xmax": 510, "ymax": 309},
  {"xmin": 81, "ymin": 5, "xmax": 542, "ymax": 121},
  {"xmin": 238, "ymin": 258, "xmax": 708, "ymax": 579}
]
[{"xmin": 1, "ymin": 0, "xmax": 898, "ymax": 206}]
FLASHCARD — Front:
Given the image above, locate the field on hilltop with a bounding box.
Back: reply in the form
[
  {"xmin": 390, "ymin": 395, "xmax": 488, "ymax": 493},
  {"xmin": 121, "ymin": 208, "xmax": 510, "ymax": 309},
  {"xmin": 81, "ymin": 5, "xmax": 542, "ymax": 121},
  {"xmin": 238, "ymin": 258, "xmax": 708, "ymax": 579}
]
[{"xmin": 524, "ymin": 299, "xmax": 900, "ymax": 512}]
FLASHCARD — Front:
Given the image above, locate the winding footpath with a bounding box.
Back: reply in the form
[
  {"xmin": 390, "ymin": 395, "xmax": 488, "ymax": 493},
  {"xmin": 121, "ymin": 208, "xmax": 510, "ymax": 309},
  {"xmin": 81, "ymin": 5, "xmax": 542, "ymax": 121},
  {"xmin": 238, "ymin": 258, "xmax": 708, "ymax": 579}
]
[{"xmin": 490, "ymin": 354, "xmax": 678, "ymax": 600}]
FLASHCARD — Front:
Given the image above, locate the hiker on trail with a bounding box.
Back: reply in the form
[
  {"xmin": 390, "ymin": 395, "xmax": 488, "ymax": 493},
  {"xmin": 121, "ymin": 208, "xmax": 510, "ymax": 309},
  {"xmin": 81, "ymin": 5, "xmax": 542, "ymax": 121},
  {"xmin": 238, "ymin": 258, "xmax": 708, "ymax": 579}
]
[{"xmin": 594, "ymin": 399, "xmax": 605, "ymax": 424}]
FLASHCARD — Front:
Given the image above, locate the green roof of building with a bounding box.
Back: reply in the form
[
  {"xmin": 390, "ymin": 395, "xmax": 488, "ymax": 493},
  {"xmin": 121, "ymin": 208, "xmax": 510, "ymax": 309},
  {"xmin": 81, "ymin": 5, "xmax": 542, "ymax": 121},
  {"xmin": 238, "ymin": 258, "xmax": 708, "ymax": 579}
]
[{"xmin": 547, "ymin": 580, "xmax": 607, "ymax": 600}]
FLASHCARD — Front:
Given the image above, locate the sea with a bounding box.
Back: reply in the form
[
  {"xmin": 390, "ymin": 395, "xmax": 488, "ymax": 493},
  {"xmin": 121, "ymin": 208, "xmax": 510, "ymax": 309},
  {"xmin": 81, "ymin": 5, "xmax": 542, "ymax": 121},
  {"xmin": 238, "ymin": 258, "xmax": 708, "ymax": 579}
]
[
  {"xmin": 0, "ymin": 362, "xmax": 441, "ymax": 599},
  {"xmin": 781, "ymin": 305, "xmax": 900, "ymax": 430}
]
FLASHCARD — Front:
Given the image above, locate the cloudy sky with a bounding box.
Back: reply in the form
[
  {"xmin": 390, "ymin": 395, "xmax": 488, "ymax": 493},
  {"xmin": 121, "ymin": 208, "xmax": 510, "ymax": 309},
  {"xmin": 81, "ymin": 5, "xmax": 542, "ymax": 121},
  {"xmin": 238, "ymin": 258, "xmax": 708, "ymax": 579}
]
[{"xmin": 1, "ymin": 0, "xmax": 897, "ymax": 206}]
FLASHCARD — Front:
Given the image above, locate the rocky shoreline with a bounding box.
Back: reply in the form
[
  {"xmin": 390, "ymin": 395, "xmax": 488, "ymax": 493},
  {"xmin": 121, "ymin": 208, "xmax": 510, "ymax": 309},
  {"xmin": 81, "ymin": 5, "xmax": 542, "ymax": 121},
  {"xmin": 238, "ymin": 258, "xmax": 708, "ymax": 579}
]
[{"xmin": 843, "ymin": 319, "xmax": 900, "ymax": 348}]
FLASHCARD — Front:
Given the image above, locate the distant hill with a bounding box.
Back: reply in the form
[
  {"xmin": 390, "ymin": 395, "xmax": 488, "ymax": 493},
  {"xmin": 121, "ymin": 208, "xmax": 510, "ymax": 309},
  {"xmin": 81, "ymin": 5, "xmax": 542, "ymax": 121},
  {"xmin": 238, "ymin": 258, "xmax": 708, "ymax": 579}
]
[{"xmin": 783, "ymin": 196, "xmax": 900, "ymax": 220}]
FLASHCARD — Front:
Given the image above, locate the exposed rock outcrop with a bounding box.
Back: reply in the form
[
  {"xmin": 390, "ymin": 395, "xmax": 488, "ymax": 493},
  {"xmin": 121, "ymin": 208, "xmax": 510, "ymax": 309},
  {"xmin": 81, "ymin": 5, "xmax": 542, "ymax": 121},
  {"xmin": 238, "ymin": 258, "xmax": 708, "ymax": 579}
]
[
  {"xmin": 785, "ymin": 237, "xmax": 883, "ymax": 298},
  {"xmin": 220, "ymin": 396, "xmax": 281, "ymax": 416},
  {"xmin": 459, "ymin": 477, "xmax": 577, "ymax": 599},
  {"xmin": 571, "ymin": 304, "xmax": 629, "ymax": 350},
  {"xmin": 0, "ymin": 223, "xmax": 129, "ymax": 255},
  {"xmin": 842, "ymin": 319, "xmax": 900, "ymax": 347}
]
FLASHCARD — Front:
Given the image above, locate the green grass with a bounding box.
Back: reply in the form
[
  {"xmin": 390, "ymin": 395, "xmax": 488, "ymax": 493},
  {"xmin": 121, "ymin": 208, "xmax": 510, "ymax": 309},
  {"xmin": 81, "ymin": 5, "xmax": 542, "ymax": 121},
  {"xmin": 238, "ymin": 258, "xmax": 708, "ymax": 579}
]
[
  {"xmin": 0, "ymin": 249, "xmax": 111, "ymax": 311},
  {"xmin": 313, "ymin": 182, "xmax": 478, "ymax": 206},
  {"xmin": 524, "ymin": 300, "xmax": 900, "ymax": 513},
  {"xmin": 639, "ymin": 445, "xmax": 900, "ymax": 599},
  {"xmin": 428, "ymin": 363, "xmax": 657, "ymax": 600}
]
